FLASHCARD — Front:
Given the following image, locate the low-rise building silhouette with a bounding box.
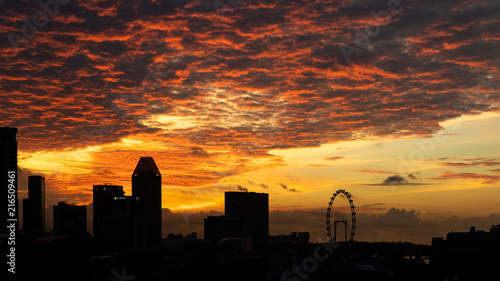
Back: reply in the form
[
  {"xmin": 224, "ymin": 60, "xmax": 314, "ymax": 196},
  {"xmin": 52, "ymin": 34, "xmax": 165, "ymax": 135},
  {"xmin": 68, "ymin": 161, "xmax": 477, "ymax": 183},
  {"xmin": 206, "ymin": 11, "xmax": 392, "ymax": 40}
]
[
  {"xmin": 166, "ymin": 232, "xmax": 197, "ymax": 241},
  {"xmin": 269, "ymin": 232, "xmax": 310, "ymax": 246},
  {"xmin": 53, "ymin": 202, "xmax": 87, "ymax": 236},
  {"xmin": 432, "ymin": 224, "xmax": 500, "ymax": 279}
]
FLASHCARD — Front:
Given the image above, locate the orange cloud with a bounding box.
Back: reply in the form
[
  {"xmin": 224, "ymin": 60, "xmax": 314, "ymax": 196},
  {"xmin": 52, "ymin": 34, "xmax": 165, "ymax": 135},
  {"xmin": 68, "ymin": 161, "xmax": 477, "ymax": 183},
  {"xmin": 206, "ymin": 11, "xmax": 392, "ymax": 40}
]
[{"xmin": 2, "ymin": 0, "xmax": 498, "ymax": 208}]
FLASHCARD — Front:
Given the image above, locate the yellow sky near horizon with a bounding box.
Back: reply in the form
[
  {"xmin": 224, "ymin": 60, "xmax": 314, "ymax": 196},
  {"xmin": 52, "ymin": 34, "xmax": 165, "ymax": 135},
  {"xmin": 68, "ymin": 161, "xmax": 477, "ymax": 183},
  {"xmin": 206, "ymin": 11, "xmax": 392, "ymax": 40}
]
[{"xmin": 17, "ymin": 111, "xmax": 500, "ymax": 219}]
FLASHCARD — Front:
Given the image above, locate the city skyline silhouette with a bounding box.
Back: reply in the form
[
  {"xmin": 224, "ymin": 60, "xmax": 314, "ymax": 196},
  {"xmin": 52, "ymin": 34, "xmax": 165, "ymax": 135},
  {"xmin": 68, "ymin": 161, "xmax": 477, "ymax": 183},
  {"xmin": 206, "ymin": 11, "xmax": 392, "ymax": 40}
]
[
  {"xmin": 1, "ymin": 0, "xmax": 499, "ymax": 279},
  {"xmin": 4, "ymin": 125, "xmax": 500, "ymax": 245},
  {"xmin": 3, "ymin": 129, "xmax": 500, "ymax": 281}
]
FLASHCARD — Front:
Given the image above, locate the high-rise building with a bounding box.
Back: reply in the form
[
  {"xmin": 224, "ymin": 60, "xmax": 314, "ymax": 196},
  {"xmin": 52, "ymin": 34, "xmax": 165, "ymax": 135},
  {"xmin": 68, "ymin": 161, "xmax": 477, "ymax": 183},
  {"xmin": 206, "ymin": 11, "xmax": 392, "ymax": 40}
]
[
  {"xmin": 103, "ymin": 196, "xmax": 147, "ymax": 252},
  {"xmin": 0, "ymin": 127, "xmax": 18, "ymax": 277},
  {"xmin": 204, "ymin": 215, "xmax": 239, "ymax": 245},
  {"xmin": 53, "ymin": 202, "xmax": 87, "ymax": 236},
  {"xmin": 225, "ymin": 191, "xmax": 269, "ymax": 249},
  {"xmin": 1, "ymin": 127, "xmax": 18, "ymax": 233},
  {"xmin": 23, "ymin": 175, "xmax": 46, "ymax": 232},
  {"xmin": 92, "ymin": 184, "xmax": 124, "ymax": 242},
  {"xmin": 132, "ymin": 157, "xmax": 162, "ymax": 247}
]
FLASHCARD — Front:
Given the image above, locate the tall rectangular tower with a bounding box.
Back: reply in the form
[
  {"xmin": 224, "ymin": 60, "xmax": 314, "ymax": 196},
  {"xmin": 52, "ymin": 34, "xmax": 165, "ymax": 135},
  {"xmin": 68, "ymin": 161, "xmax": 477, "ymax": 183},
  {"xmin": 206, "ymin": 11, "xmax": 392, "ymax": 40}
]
[
  {"xmin": 0, "ymin": 127, "xmax": 18, "ymax": 277},
  {"xmin": 1, "ymin": 127, "xmax": 18, "ymax": 232},
  {"xmin": 225, "ymin": 191, "xmax": 269, "ymax": 249},
  {"xmin": 92, "ymin": 184, "xmax": 124, "ymax": 242},
  {"xmin": 132, "ymin": 157, "xmax": 162, "ymax": 247},
  {"xmin": 23, "ymin": 175, "xmax": 45, "ymax": 232}
]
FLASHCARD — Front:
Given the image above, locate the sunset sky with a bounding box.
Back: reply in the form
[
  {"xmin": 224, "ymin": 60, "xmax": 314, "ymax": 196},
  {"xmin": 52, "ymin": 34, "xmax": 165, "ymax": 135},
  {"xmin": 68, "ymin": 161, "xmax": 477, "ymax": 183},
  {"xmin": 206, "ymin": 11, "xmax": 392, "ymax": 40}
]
[{"xmin": 1, "ymin": 0, "xmax": 499, "ymax": 243}]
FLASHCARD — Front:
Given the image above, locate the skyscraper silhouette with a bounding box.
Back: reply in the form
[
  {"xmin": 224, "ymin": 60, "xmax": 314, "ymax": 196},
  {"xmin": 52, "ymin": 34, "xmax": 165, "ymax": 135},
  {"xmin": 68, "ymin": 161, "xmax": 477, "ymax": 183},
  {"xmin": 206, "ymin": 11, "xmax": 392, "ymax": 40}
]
[
  {"xmin": 1, "ymin": 127, "xmax": 18, "ymax": 231},
  {"xmin": 92, "ymin": 184, "xmax": 124, "ymax": 243},
  {"xmin": 132, "ymin": 157, "xmax": 162, "ymax": 247},
  {"xmin": 1, "ymin": 127, "xmax": 18, "ymax": 277},
  {"xmin": 225, "ymin": 191, "xmax": 269, "ymax": 249},
  {"xmin": 23, "ymin": 175, "xmax": 45, "ymax": 233}
]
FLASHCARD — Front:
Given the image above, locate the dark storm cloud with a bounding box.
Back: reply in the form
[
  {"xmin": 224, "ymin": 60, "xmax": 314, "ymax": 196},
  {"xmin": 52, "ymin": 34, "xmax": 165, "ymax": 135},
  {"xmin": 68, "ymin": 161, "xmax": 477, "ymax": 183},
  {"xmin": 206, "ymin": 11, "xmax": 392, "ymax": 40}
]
[
  {"xmin": 363, "ymin": 174, "xmax": 429, "ymax": 186},
  {"xmin": 383, "ymin": 175, "xmax": 407, "ymax": 185}
]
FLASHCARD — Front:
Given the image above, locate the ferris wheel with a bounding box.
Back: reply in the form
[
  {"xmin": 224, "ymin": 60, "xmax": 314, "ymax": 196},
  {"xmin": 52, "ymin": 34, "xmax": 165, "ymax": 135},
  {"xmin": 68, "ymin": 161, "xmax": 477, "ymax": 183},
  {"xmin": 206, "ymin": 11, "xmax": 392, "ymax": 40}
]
[{"xmin": 326, "ymin": 189, "xmax": 356, "ymax": 242}]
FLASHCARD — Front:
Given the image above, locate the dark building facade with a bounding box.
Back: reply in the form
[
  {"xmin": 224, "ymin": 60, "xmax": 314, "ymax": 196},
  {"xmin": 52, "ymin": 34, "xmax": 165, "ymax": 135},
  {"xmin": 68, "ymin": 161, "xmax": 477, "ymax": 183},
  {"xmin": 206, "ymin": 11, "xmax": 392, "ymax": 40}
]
[
  {"xmin": 432, "ymin": 225, "xmax": 500, "ymax": 279},
  {"xmin": 225, "ymin": 191, "xmax": 269, "ymax": 249},
  {"xmin": 0, "ymin": 127, "xmax": 18, "ymax": 277},
  {"xmin": 92, "ymin": 184, "xmax": 124, "ymax": 242},
  {"xmin": 132, "ymin": 157, "xmax": 162, "ymax": 247},
  {"xmin": 103, "ymin": 196, "xmax": 147, "ymax": 252},
  {"xmin": 1, "ymin": 127, "xmax": 18, "ymax": 232},
  {"xmin": 53, "ymin": 202, "xmax": 87, "ymax": 236},
  {"xmin": 23, "ymin": 175, "xmax": 46, "ymax": 232},
  {"xmin": 204, "ymin": 215, "xmax": 239, "ymax": 245}
]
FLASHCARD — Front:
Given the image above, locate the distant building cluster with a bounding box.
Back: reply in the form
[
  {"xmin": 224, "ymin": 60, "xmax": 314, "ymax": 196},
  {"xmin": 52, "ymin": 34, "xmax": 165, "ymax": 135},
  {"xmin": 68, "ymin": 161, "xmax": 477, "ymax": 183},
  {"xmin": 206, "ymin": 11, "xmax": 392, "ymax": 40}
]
[{"xmin": 269, "ymin": 232, "xmax": 310, "ymax": 246}]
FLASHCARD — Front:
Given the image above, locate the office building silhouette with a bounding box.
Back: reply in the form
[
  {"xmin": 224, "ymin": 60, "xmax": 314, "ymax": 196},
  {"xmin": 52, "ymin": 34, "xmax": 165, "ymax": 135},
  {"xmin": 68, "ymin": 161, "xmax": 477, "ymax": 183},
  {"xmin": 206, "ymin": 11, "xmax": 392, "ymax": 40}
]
[
  {"xmin": 53, "ymin": 202, "xmax": 87, "ymax": 236},
  {"xmin": 103, "ymin": 196, "xmax": 147, "ymax": 252},
  {"xmin": 93, "ymin": 184, "xmax": 124, "ymax": 243},
  {"xmin": 0, "ymin": 127, "xmax": 18, "ymax": 277},
  {"xmin": 225, "ymin": 191, "xmax": 269, "ymax": 249},
  {"xmin": 23, "ymin": 175, "xmax": 46, "ymax": 233},
  {"xmin": 132, "ymin": 157, "xmax": 162, "ymax": 247},
  {"xmin": 1, "ymin": 127, "xmax": 18, "ymax": 232}
]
